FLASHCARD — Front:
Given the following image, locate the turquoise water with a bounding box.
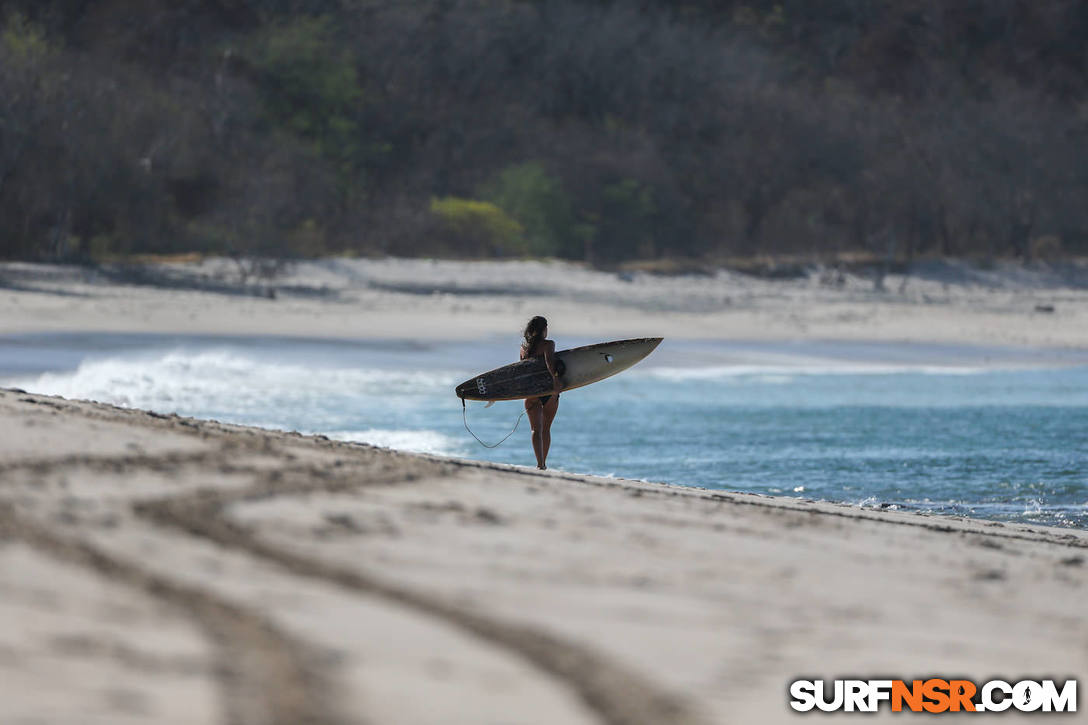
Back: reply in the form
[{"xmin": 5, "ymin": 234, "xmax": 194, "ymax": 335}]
[{"xmin": 3, "ymin": 333, "xmax": 1087, "ymax": 528}]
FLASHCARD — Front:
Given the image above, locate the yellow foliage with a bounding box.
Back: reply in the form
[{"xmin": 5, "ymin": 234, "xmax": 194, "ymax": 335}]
[
  {"xmin": 429, "ymin": 197, "xmax": 526, "ymax": 256},
  {"xmin": 1, "ymin": 13, "xmax": 53, "ymax": 62}
]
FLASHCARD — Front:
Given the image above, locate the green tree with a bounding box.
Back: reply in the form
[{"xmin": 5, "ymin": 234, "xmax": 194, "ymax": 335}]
[
  {"xmin": 247, "ymin": 17, "xmax": 373, "ymax": 205},
  {"xmin": 596, "ymin": 178, "xmax": 658, "ymax": 262},
  {"xmin": 480, "ymin": 162, "xmax": 587, "ymax": 258}
]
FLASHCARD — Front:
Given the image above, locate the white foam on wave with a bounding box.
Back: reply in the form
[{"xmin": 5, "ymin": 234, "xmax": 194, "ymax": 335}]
[
  {"xmin": 10, "ymin": 348, "xmax": 459, "ymax": 414},
  {"xmin": 9, "ymin": 347, "xmax": 475, "ymax": 457},
  {"xmin": 642, "ymin": 363, "xmax": 988, "ymax": 381},
  {"xmin": 324, "ymin": 429, "xmax": 462, "ymax": 456}
]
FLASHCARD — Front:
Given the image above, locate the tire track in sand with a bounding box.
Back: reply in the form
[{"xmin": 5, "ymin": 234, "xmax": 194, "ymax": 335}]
[
  {"xmin": 3, "ymin": 390, "xmax": 707, "ymax": 725},
  {"xmin": 135, "ymin": 479, "xmax": 708, "ymax": 725},
  {"xmin": 0, "ymin": 501, "xmax": 348, "ymax": 725}
]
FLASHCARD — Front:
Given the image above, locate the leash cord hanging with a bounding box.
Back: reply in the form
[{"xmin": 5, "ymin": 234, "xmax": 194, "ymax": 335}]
[{"xmin": 461, "ymin": 397, "xmax": 525, "ymax": 448}]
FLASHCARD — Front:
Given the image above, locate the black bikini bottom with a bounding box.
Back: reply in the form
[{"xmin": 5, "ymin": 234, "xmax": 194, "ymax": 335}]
[{"xmin": 536, "ymin": 359, "xmax": 565, "ymax": 406}]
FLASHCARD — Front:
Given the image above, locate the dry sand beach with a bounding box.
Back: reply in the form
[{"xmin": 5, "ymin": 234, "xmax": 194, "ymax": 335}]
[
  {"xmin": 1, "ymin": 390, "xmax": 1086, "ymax": 725},
  {"xmin": 2, "ymin": 257, "xmax": 1088, "ymax": 346},
  {"xmin": 2, "ymin": 258, "xmax": 1087, "ymax": 723}
]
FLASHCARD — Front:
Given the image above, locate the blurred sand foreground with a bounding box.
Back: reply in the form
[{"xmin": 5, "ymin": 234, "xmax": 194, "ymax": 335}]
[{"xmin": 1, "ymin": 389, "xmax": 1085, "ymax": 724}]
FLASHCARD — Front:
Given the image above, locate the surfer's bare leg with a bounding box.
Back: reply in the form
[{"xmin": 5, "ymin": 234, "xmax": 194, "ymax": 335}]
[
  {"xmin": 541, "ymin": 395, "xmax": 559, "ymax": 465},
  {"xmin": 525, "ymin": 398, "xmax": 545, "ymax": 468}
]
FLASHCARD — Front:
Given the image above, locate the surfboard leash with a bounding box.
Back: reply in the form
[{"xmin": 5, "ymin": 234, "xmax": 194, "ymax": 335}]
[{"xmin": 461, "ymin": 396, "xmax": 525, "ymax": 448}]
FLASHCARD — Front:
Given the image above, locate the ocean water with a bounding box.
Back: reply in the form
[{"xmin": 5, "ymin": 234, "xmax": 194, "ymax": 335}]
[{"xmin": 3, "ymin": 333, "xmax": 1087, "ymax": 529}]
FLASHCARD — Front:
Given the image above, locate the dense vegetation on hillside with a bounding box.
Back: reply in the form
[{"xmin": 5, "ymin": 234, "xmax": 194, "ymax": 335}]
[{"xmin": 2, "ymin": 1, "xmax": 1086, "ymax": 266}]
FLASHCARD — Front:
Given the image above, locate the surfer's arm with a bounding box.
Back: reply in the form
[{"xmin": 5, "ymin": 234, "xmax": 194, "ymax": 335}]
[{"xmin": 543, "ymin": 341, "xmax": 563, "ymax": 391}]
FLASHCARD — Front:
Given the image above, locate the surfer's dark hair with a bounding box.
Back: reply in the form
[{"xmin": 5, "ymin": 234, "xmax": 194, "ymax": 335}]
[{"xmin": 522, "ymin": 316, "xmax": 547, "ymax": 350}]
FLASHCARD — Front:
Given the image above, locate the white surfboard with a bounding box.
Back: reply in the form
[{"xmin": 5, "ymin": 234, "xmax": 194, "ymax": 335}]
[{"xmin": 455, "ymin": 338, "xmax": 663, "ymax": 401}]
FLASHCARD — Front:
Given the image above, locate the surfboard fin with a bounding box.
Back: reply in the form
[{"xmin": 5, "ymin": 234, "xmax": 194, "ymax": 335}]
[{"xmin": 484, "ymin": 400, "xmax": 496, "ymax": 408}]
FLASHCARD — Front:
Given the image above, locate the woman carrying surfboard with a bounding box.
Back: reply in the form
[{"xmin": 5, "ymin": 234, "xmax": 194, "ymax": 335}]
[
  {"xmin": 455, "ymin": 332, "xmax": 662, "ymax": 461},
  {"xmin": 520, "ymin": 316, "xmax": 563, "ymax": 469}
]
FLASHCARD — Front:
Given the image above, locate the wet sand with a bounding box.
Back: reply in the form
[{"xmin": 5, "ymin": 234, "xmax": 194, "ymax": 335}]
[{"xmin": 2, "ymin": 388, "xmax": 1085, "ymax": 724}]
